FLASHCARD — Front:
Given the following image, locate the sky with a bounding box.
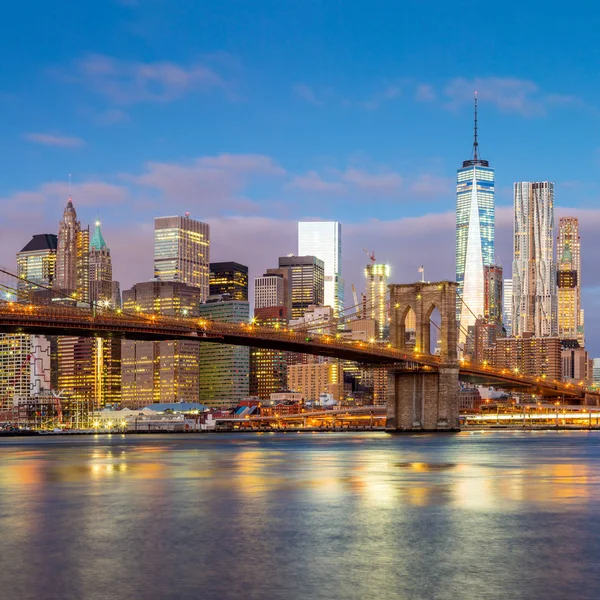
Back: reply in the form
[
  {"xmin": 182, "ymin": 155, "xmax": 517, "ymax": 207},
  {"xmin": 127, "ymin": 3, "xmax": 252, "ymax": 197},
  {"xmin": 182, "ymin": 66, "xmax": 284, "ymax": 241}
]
[{"xmin": 1, "ymin": 0, "xmax": 600, "ymax": 352}]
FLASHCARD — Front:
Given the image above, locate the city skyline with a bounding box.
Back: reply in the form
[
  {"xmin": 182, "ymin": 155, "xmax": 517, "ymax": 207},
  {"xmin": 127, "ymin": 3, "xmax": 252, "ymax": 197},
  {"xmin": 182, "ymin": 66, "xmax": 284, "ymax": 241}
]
[{"xmin": 2, "ymin": 2, "xmax": 600, "ymax": 353}]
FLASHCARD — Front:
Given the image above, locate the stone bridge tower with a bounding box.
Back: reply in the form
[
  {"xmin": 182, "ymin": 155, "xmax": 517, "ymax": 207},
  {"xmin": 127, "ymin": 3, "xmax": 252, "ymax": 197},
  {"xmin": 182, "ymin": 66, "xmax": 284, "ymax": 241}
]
[{"xmin": 386, "ymin": 281, "xmax": 460, "ymax": 431}]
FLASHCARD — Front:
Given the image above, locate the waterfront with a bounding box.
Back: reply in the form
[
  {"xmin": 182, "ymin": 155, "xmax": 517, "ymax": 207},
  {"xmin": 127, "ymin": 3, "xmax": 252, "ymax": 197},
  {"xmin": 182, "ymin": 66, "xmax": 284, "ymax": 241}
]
[{"xmin": 1, "ymin": 432, "xmax": 600, "ymax": 600}]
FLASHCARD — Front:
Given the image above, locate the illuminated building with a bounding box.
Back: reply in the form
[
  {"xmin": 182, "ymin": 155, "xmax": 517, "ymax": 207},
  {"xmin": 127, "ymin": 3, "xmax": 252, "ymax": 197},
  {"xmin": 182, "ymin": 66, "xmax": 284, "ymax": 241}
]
[
  {"xmin": 255, "ymin": 274, "xmax": 285, "ymax": 310},
  {"xmin": 277, "ymin": 256, "xmax": 324, "ymax": 320},
  {"xmin": 121, "ymin": 281, "xmax": 202, "ymax": 409},
  {"xmin": 456, "ymin": 94, "xmax": 494, "ymax": 342},
  {"xmin": 54, "ymin": 197, "xmax": 89, "ymax": 302},
  {"xmin": 593, "ymin": 358, "xmax": 600, "ymax": 387},
  {"xmin": 561, "ymin": 343, "xmax": 592, "ymax": 384},
  {"xmin": 503, "ymin": 278, "xmax": 513, "ymax": 335},
  {"xmin": 365, "ymin": 262, "xmax": 390, "ymax": 339},
  {"xmin": 494, "ymin": 334, "xmax": 561, "ymax": 380},
  {"xmin": 483, "ymin": 264, "xmax": 503, "ymax": 325},
  {"xmin": 287, "ymin": 361, "xmax": 343, "ymax": 402},
  {"xmin": 298, "ymin": 221, "xmax": 344, "ymax": 315},
  {"xmin": 209, "ymin": 262, "xmax": 248, "ymax": 301},
  {"xmin": 16, "ymin": 234, "xmax": 57, "ymax": 292},
  {"xmin": 290, "ymin": 305, "xmax": 335, "ymax": 334},
  {"xmin": 557, "ymin": 217, "xmax": 583, "ymax": 345},
  {"xmin": 89, "ymin": 220, "xmax": 113, "ymax": 305},
  {"xmin": 0, "ymin": 335, "xmax": 32, "ymax": 413},
  {"xmin": 154, "ymin": 214, "xmax": 210, "ymax": 300},
  {"xmin": 249, "ymin": 306, "xmax": 288, "ymax": 399},
  {"xmin": 512, "ymin": 182, "xmax": 557, "ymax": 337},
  {"xmin": 198, "ymin": 299, "xmax": 250, "ymax": 407}
]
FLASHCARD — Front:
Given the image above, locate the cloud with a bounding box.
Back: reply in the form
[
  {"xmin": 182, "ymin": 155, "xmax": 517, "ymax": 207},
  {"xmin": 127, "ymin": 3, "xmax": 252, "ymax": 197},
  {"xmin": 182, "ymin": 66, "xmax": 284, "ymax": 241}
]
[
  {"xmin": 23, "ymin": 132, "xmax": 85, "ymax": 148},
  {"xmin": 415, "ymin": 83, "xmax": 436, "ymax": 102},
  {"xmin": 409, "ymin": 174, "xmax": 453, "ymax": 198},
  {"xmin": 341, "ymin": 168, "xmax": 402, "ymax": 194},
  {"xmin": 130, "ymin": 153, "xmax": 285, "ymax": 215},
  {"xmin": 287, "ymin": 171, "xmax": 346, "ymax": 193},
  {"xmin": 71, "ymin": 54, "xmax": 225, "ymax": 105},
  {"xmin": 444, "ymin": 77, "xmax": 580, "ymax": 117},
  {"xmin": 293, "ymin": 83, "xmax": 323, "ymax": 105}
]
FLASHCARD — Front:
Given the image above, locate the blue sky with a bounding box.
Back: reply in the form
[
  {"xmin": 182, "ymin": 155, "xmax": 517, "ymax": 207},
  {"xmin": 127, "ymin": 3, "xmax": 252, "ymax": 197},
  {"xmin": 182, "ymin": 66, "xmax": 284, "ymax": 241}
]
[{"xmin": 1, "ymin": 0, "xmax": 600, "ymax": 350}]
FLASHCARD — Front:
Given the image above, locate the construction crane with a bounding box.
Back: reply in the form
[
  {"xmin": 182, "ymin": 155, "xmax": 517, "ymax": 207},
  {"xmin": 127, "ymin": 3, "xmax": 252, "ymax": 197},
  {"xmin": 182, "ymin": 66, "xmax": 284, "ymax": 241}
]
[
  {"xmin": 351, "ymin": 284, "xmax": 359, "ymax": 311},
  {"xmin": 363, "ymin": 248, "xmax": 376, "ymax": 265}
]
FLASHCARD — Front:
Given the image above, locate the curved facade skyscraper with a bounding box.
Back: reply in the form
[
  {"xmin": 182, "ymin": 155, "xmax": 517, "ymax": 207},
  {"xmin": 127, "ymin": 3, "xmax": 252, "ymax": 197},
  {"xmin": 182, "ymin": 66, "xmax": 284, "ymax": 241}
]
[{"xmin": 456, "ymin": 95, "xmax": 495, "ymax": 344}]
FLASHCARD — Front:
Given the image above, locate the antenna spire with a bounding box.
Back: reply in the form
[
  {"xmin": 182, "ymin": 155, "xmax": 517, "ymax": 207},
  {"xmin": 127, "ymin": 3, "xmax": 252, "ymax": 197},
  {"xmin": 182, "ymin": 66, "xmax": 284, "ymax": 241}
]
[
  {"xmin": 68, "ymin": 173, "xmax": 72, "ymax": 199},
  {"xmin": 473, "ymin": 91, "xmax": 478, "ymax": 161}
]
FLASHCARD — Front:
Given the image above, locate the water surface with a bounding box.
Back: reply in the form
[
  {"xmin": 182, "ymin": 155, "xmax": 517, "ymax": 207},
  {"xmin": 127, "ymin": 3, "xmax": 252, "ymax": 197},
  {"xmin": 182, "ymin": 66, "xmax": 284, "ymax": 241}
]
[{"xmin": 1, "ymin": 431, "xmax": 599, "ymax": 600}]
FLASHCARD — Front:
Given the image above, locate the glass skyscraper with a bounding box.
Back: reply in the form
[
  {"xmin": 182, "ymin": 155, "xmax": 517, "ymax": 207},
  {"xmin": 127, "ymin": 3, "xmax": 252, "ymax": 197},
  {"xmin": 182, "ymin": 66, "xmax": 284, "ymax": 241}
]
[
  {"xmin": 298, "ymin": 221, "xmax": 344, "ymax": 316},
  {"xmin": 456, "ymin": 96, "xmax": 494, "ymax": 343},
  {"xmin": 512, "ymin": 182, "xmax": 557, "ymax": 338}
]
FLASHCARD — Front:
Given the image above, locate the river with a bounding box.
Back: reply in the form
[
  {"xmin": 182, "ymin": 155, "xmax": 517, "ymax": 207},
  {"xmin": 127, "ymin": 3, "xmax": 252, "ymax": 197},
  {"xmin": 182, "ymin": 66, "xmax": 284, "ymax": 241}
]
[{"xmin": 1, "ymin": 431, "xmax": 599, "ymax": 600}]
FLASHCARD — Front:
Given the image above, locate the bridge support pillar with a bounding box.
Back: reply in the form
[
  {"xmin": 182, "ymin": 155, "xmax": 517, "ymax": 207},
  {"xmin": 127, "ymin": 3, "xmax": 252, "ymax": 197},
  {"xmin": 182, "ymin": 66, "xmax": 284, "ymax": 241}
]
[{"xmin": 386, "ymin": 367, "xmax": 460, "ymax": 432}]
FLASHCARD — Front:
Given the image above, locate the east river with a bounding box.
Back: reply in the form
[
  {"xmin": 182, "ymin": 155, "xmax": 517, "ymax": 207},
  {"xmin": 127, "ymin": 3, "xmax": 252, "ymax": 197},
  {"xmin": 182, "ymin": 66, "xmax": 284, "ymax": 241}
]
[{"xmin": 1, "ymin": 431, "xmax": 600, "ymax": 600}]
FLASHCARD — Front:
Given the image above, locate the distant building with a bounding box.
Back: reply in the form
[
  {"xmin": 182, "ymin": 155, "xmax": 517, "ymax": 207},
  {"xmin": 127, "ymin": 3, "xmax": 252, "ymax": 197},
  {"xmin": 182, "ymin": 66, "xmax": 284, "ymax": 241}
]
[
  {"xmin": 198, "ymin": 299, "xmax": 250, "ymax": 407},
  {"xmin": 277, "ymin": 256, "xmax": 324, "ymax": 320},
  {"xmin": 254, "ymin": 274, "xmax": 285, "ymax": 310},
  {"xmin": 89, "ymin": 220, "xmax": 113, "ymax": 305},
  {"xmin": 557, "ymin": 217, "xmax": 583, "ymax": 345},
  {"xmin": 289, "ymin": 305, "xmax": 335, "ymax": 334},
  {"xmin": 121, "ymin": 281, "xmax": 203, "ymax": 409},
  {"xmin": 561, "ymin": 343, "xmax": 592, "ymax": 385},
  {"xmin": 287, "ymin": 361, "xmax": 343, "ymax": 402},
  {"xmin": 16, "ymin": 234, "xmax": 57, "ymax": 292},
  {"xmin": 483, "ymin": 264, "xmax": 503, "ymax": 325},
  {"xmin": 209, "ymin": 262, "xmax": 248, "ymax": 301},
  {"xmin": 494, "ymin": 334, "xmax": 561, "ymax": 380},
  {"xmin": 365, "ymin": 262, "xmax": 390, "ymax": 339},
  {"xmin": 298, "ymin": 221, "xmax": 344, "ymax": 315},
  {"xmin": 503, "ymin": 278, "xmax": 513, "ymax": 336},
  {"xmin": 249, "ymin": 306, "xmax": 288, "ymax": 400},
  {"xmin": 154, "ymin": 214, "xmax": 210, "ymax": 300},
  {"xmin": 512, "ymin": 182, "xmax": 557, "ymax": 337},
  {"xmin": 593, "ymin": 358, "xmax": 600, "ymax": 388}
]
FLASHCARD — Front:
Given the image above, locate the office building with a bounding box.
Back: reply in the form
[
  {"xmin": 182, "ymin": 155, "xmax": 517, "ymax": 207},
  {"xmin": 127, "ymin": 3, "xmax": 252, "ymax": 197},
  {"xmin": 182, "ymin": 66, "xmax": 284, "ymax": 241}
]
[
  {"xmin": 209, "ymin": 262, "xmax": 248, "ymax": 301},
  {"xmin": 277, "ymin": 256, "xmax": 324, "ymax": 320},
  {"xmin": 483, "ymin": 265, "xmax": 503, "ymax": 325},
  {"xmin": 121, "ymin": 281, "xmax": 202, "ymax": 408},
  {"xmin": 512, "ymin": 182, "xmax": 557, "ymax": 337},
  {"xmin": 456, "ymin": 95, "xmax": 495, "ymax": 341},
  {"xmin": 503, "ymin": 278, "xmax": 513, "ymax": 336},
  {"xmin": 89, "ymin": 220, "xmax": 113, "ymax": 305},
  {"xmin": 16, "ymin": 234, "xmax": 57, "ymax": 293},
  {"xmin": 154, "ymin": 214, "xmax": 210, "ymax": 300},
  {"xmin": 54, "ymin": 197, "xmax": 90, "ymax": 302},
  {"xmin": 593, "ymin": 358, "xmax": 600, "ymax": 388},
  {"xmin": 298, "ymin": 221, "xmax": 344, "ymax": 315},
  {"xmin": 289, "ymin": 305, "xmax": 335, "ymax": 334},
  {"xmin": 249, "ymin": 306, "xmax": 288, "ymax": 400},
  {"xmin": 255, "ymin": 274, "xmax": 285, "ymax": 310},
  {"xmin": 365, "ymin": 262, "xmax": 390, "ymax": 339},
  {"xmin": 198, "ymin": 299, "xmax": 250, "ymax": 407},
  {"xmin": 557, "ymin": 217, "xmax": 583, "ymax": 344},
  {"xmin": 561, "ymin": 344, "xmax": 592, "ymax": 385}
]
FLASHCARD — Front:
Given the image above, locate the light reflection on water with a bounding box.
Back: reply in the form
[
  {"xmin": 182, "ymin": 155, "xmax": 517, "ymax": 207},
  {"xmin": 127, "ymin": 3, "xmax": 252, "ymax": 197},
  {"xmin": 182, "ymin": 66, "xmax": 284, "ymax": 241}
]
[{"xmin": 1, "ymin": 431, "xmax": 600, "ymax": 600}]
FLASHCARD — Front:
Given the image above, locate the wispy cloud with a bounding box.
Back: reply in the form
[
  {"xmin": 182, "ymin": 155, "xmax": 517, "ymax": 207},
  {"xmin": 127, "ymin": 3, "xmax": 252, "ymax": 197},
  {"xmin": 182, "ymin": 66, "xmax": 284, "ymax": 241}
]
[
  {"xmin": 415, "ymin": 83, "xmax": 436, "ymax": 102},
  {"xmin": 444, "ymin": 77, "xmax": 581, "ymax": 117},
  {"xmin": 293, "ymin": 83, "xmax": 323, "ymax": 105},
  {"xmin": 287, "ymin": 171, "xmax": 345, "ymax": 193},
  {"xmin": 341, "ymin": 168, "xmax": 402, "ymax": 194},
  {"xmin": 23, "ymin": 132, "xmax": 85, "ymax": 148},
  {"xmin": 68, "ymin": 54, "xmax": 226, "ymax": 105}
]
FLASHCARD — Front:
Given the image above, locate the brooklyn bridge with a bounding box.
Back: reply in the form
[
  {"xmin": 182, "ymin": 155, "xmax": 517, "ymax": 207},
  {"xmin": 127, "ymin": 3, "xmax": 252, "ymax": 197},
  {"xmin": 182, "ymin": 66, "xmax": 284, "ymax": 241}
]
[{"xmin": 0, "ymin": 267, "xmax": 596, "ymax": 432}]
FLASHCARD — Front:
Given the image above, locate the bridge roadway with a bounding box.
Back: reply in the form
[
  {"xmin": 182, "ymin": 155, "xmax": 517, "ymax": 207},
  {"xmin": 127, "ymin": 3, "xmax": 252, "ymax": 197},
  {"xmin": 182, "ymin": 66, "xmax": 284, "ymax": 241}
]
[{"xmin": 0, "ymin": 300, "xmax": 592, "ymax": 401}]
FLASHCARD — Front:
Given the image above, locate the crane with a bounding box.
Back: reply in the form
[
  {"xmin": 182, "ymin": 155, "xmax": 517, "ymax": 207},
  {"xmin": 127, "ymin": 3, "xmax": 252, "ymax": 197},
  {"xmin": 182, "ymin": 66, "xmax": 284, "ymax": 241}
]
[
  {"xmin": 363, "ymin": 248, "xmax": 376, "ymax": 265},
  {"xmin": 351, "ymin": 284, "xmax": 359, "ymax": 312}
]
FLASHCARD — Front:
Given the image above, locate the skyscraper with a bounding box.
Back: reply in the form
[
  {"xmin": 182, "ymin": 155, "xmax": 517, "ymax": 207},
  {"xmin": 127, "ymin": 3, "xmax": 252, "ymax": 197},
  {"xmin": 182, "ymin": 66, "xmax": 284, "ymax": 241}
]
[
  {"xmin": 512, "ymin": 182, "xmax": 557, "ymax": 337},
  {"xmin": 16, "ymin": 234, "xmax": 57, "ymax": 292},
  {"xmin": 483, "ymin": 264, "xmax": 503, "ymax": 325},
  {"xmin": 456, "ymin": 95, "xmax": 494, "ymax": 342},
  {"xmin": 199, "ymin": 298, "xmax": 250, "ymax": 407},
  {"xmin": 254, "ymin": 274, "xmax": 285, "ymax": 310},
  {"xmin": 54, "ymin": 197, "xmax": 89, "ymax": 302},
  {"xmin": 89, "ymin": 220, "xmax": 113, "ymax": 305},
  {"xmin": 209, "ymin": 262, "xmax": 248, "ymax": 301},
  {"xmin": 154, "ymin": 214, "xmax": 210, "ymax": 300},
  {"xmin": 277, "ymin": 256, "xmax": 324, "ymax": 320},
  {"xmin": 298, "ymin": 222, "xmax": 344, "ymax": 315},
  {"xmin": 557, "ymin": 217, "xmax": 583, "ymax": 344},
  {"xmin": 503, "ymin": 278, "xmax": 513, "ymax": 336},
  {"xmin": 365, "ymin": 262, "xmax": 390, "ymax": 339}
]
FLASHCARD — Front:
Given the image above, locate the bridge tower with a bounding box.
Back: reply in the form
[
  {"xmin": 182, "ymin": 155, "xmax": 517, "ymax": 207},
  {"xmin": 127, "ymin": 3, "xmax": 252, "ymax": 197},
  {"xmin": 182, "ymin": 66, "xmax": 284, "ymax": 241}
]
[{"xmin": 386, "ymin": 281, "xmax": 460, "ymax": 432}]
